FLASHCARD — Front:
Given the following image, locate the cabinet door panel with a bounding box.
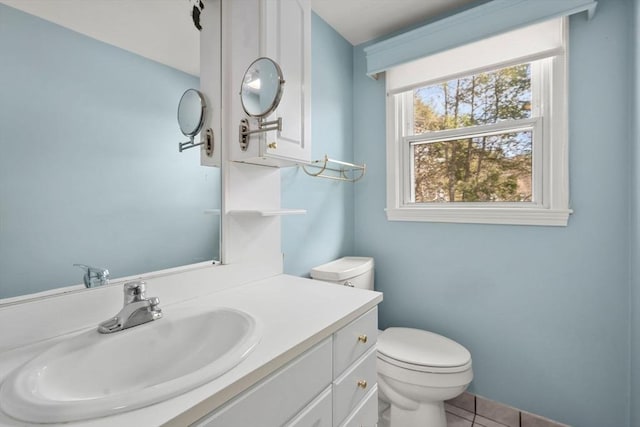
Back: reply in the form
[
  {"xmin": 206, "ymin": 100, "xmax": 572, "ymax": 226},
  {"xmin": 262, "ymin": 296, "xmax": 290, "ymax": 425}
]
[
  {"xmin": 194, "ymin": 338, "xmax": 332, "ymax": 427},
  {"xmin": 333, "ymin": 308, "xmax": 378, "ymax": 378},
  {"xmin": 262, "ymin": 0, "xmax": 311, "ymax": 163},
  {"xmin": 333, "ymin": 347, "xmax": 378, "ymax": 426},
  {"xmin": 285, "ymin": 386, "xmax": 332, "ymax": 427},
  {"xmin": 340, "ymin": 385, "xmax": 378, "ymax": 427}
]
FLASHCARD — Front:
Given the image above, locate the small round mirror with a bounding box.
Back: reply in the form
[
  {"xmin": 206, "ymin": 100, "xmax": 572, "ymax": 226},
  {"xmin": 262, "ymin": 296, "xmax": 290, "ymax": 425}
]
[
  {"xmin": 177, "ymin": 89, "xmax": 206, "ymax": 138},
  {"xmin": 240, "ymin": 57, "xmax": 284, "ymax": 118}
]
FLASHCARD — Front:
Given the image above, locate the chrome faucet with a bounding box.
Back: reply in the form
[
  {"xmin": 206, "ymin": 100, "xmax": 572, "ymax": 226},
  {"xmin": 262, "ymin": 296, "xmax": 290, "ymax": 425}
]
[
  {"xmin": 73, "ymin": 264, "xmax": 110, "ymax": 288},
  {"xmin": 98, "ymin": 281, "xmax": 162, "ymax": 334}
]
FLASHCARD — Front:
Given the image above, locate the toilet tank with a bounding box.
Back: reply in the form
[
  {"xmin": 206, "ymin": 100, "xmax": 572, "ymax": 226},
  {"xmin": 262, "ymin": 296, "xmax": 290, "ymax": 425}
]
[{"xmin": 310, "ymin": 257, "xmax": 374, "ymax": 290}]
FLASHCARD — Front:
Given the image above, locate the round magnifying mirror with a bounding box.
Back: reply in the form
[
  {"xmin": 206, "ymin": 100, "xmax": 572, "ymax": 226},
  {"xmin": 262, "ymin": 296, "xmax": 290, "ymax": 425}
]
[
  {"xmin": 177, "ymin": 89, "xmax": 206, "ymax": 139},
  {"xmin": 240, "ymin": 57, "xmax": 284, "ymax": 118}
]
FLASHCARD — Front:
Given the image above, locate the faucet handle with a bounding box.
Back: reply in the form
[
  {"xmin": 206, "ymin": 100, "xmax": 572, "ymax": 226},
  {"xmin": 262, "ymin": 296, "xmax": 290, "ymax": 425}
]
[
  {"xmin": 73, "ymin": 264, "xmax": 110, "ymax": 288},
  {"xmin": 148, "ymin": 297, "xmax": 162, "ymax": 319},
  {"xmin": 123, "ymin": 281, "xmax": 147, "ymax": 304}
]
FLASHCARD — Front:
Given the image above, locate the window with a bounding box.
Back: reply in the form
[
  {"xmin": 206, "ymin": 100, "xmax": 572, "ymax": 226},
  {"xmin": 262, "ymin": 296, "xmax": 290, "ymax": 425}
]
[{"xmin": 385, "ymin": 19, "xmax": 571, "ymax": 226}]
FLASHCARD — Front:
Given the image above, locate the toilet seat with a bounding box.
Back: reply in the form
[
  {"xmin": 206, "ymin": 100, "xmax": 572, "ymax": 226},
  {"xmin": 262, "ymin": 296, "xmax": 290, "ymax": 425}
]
[{"xmin": 377, "ymin": 328, "xmax": 471, "ymax": 374}]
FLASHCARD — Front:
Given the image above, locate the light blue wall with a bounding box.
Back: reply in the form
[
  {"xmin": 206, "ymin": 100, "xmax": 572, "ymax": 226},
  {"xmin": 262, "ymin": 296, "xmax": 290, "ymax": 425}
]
[
  {"xmin": 0, "ymin": 5, "xmax": 219, "ymax": 298},
  {"xmin": 631, "ymin": 0, "xmax": 640, "ymax": 424},
  {"xmin": 352, "ymin": 1, "xmax": 633, "ymax": 426},
  {"xmin": 281, "ymin": 13, "xmax": 354, "ymax": 276}
]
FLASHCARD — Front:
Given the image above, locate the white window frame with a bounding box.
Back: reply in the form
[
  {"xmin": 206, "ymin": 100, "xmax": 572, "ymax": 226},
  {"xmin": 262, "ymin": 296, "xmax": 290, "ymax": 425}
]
[{"xmin": 385, "ymin": 19, "xmax": 572, "ymax": 226}]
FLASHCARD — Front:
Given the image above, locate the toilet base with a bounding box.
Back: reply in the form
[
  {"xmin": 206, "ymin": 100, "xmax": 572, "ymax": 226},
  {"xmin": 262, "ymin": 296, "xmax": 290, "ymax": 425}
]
[
  {"xmin": 377, "ymin": 368, "xmax": 470, "ymax": 427},
  {"xmin": 378, "ymin": 406, "xmax": 390, "ymax": 427},
  {"xmin": 388, "ymin": 400, "xmax": 446, "ymax": 427}
]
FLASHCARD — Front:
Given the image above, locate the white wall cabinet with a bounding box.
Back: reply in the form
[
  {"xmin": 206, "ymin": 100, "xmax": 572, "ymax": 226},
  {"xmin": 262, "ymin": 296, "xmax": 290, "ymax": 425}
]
[
  {"xmin": 192, "ymin": 308, "xmax": 378, "ymax": 427},
  {"xmin": 229, "ymin": 0, "xmax": 311, "ymax": 167}
]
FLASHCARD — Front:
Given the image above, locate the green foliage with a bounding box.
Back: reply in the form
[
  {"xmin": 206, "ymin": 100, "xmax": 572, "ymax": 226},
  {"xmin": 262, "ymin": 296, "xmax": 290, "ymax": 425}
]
[{"xmin": 412, "ymin": 64, "xmax": 533, "ymax": 203}]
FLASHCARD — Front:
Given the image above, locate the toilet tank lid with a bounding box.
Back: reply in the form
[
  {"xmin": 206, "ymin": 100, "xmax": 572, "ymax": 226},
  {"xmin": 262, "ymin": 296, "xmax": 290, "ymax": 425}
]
[
  {"xmin": 378, "ymin": 327, "xmax": 471, "ymax": 368},
  {"xmin": 310, "ymin": 257, "xmax": 374, "ymax": 281}
]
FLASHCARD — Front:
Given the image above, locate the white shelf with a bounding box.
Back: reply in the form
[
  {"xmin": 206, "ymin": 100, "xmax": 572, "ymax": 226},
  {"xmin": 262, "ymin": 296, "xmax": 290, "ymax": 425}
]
[{"xmin": 228, "ymin": 209, "xmax": 307, "ymax": 217}]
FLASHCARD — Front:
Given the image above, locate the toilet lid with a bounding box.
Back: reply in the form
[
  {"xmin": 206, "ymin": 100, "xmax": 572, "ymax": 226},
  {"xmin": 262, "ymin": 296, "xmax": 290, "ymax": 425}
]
[{"xmin": 377, "ymin": 327, "xmax": 471, "ymax": 368}]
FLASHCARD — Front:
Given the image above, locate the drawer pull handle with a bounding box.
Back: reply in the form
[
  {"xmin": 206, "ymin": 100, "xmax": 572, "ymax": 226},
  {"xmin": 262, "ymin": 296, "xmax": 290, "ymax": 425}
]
[
  {"xmin": 357, "ymin": 334, "xmax": 368, "ymax": 344},
  {"xmin": 357, "ymin": 380, "xmax": 368, "ymax": 389}
]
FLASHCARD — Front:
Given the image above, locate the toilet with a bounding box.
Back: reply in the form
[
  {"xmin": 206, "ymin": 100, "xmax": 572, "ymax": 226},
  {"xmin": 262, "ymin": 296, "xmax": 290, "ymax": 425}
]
[{"xmin": 310, "ymin": 257, "xmax": 473, "ymax": 427}]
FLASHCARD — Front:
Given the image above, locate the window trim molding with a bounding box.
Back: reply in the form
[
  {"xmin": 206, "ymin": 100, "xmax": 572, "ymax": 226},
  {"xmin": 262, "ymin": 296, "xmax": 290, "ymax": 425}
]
[
  {"xmin": 385, "ymin": 20, "xmax": 571, "ymax": 227},
  {"xmin": 385, "ymin": 206, "xmax": 573, "ymax": 226}
]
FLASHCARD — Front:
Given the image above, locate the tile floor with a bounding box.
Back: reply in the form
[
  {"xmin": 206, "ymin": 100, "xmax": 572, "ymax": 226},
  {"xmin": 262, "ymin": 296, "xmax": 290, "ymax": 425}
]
[{"xmin": 445, "ymin": 393, "xmax": 571, "ymax": 427}]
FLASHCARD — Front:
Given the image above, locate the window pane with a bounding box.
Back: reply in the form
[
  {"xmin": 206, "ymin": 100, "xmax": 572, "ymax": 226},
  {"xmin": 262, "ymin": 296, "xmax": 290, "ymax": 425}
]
[
  {"xmin": 413, "ymin": 131, "xmax": 532, "ymax": 203},
  {"xmin": 413, "ymin": 64, "xmax": 532, "ymax": 134}
]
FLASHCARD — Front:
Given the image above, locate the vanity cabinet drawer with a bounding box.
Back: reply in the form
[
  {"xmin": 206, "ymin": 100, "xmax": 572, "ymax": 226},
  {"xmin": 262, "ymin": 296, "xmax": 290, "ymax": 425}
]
[
  {"xmin": 194, "ymin": 337, "xmax": 332, "ymax": 427},
  {"xmin": 333, "ymin": 307, "xmax": 377, "ymax": 378},
  {"xmin": 339, "ymin": 385, "xmax": 378, "ymax": 427},
  {"xmin": 332, "ymin": 346, "xmax": 377, "ymax": 426},
  {"xmin": 284, "ymin": 386, "xmax": 332, "ymax": 427}
]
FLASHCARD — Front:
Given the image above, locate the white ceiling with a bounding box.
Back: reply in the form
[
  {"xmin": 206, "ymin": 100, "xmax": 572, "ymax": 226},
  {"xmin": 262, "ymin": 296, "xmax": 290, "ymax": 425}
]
[
  {"xmin": 311, "ymin": 0, "xmax": 479, "ymax": 46},
  {"xmin": 0, "ymin": 0, "xmax": 200, "ymax": 76},
  {"xmin": 1, "ymin": 0, "xmax": 479, "ymax": 76}
]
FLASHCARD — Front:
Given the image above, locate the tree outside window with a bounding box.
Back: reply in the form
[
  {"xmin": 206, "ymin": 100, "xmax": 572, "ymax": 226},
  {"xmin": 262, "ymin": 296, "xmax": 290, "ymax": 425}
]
[{"xmin": 409, "ymin": 64, "xmax": 534, "ymax": 204}]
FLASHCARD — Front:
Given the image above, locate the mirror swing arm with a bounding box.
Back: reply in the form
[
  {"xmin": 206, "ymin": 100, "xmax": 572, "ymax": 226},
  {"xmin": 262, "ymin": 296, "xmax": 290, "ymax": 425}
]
[
  {"xmin": 179, "ymin": 128, "xmax": 214, "ymax": 155},
  {"xmin": 238, "ymin": 117, "xmax": 282, "ymax": 151}
]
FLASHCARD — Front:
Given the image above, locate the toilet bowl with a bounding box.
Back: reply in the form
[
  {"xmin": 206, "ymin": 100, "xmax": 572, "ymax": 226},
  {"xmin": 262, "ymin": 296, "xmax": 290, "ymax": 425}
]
[
  {"xmin": 377, "ymin": 327, "xmax": 472, "ymax": 427},
  {"xmin": 310, "ymin": 257, "xmax": 473, "ymax": 427}
]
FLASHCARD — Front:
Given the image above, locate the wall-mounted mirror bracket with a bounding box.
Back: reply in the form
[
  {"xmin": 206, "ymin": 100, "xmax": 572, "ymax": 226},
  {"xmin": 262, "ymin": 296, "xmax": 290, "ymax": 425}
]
[
  {"xmin": 239, "ymin": 118, "xmax": 282, "ymax": 151},
  {"xmin": 179, "ymin": 128, "xmax": 214, "ymax": 156}
]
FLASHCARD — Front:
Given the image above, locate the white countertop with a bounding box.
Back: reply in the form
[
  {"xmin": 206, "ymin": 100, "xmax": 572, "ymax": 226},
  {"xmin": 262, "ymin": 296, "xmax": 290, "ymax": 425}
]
[{"xmin": 0, "ymin": 274, "xmax": 382, "ymax": 426}]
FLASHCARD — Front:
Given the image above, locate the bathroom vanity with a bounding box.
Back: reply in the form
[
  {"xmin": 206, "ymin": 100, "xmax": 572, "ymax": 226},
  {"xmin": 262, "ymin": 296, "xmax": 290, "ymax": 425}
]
[
  {"xmin": 195, "ymin": 304, "xmax": 379, "ymax": 427},
  {"xmin": 0, "ymin": 0, "xmax": 376, "ymax": 424},
  {"xmin": 0, "ymin": 266, "xmax": 382, "ymax": 426}
]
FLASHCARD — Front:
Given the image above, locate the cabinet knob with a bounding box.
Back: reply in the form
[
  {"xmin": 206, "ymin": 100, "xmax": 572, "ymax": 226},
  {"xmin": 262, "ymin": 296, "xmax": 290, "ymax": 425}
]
[
  {"xmin": 357, "ymin": 380, "xmax": 368, "ymax": 389},
  {"xmin": 357, "ymin": 334, "xmax": 368, "ymax": 344},
  {"xmin": 268, "ymin": 142, "xmax": 277, "ymax": 149}
]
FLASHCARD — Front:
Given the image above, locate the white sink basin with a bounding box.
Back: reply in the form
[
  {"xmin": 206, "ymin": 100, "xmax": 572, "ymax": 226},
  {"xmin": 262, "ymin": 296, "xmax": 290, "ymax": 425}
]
[{"xmin": 0, "ymin": 307, "xmax": 261, "ymax": 423}]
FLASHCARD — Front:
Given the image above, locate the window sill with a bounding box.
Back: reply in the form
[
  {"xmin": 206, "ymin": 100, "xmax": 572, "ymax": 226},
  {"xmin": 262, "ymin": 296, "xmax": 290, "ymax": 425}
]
[{"xmin": 385, "ymin": 207, "xmax": 572, "ymax": 226}]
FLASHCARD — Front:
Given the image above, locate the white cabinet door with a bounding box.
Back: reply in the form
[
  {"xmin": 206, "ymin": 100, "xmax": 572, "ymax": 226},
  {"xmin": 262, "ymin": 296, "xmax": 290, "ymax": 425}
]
[
  {"xmin": 260, "ymin": 0, "xmax": 311, "ymax": 164},
  {"xmin": 339, "ymin": 386, "xmax": 378, "ymax": 427},
  {"xmin": 332, "ymin": 348, "xmax": 378, "ymax": 426},
  {"xmin": 333, "ymin": 308, "xmax": 378, "ymax": 378},
  {"xmin": 194, "ymin": 338, "xmax": 332, "ymax": 427},
  {"xmin": 284, "ymin": 387, "xmax": 332, "ymax": 427}
]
